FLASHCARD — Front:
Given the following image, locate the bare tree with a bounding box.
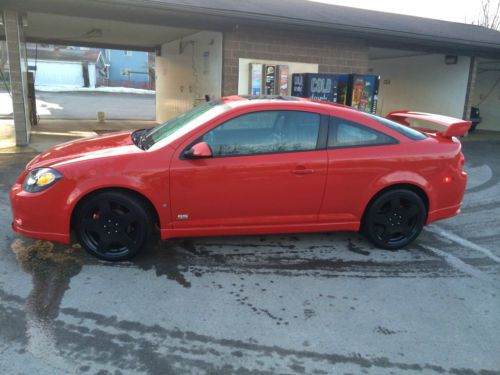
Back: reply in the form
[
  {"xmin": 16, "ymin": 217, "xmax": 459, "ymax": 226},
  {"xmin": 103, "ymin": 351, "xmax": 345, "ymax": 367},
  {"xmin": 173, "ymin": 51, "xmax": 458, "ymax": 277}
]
[{"xmin": 471, "ymin": 0, "xmax": 500, "ymax": 30}]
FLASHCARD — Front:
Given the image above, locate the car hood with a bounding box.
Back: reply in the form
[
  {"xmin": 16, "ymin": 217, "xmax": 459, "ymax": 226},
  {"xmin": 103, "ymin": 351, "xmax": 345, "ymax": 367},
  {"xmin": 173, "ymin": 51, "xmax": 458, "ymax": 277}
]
[{"xmin": 27, "ymin": 130, "xmax": 140, "ymax": 170}]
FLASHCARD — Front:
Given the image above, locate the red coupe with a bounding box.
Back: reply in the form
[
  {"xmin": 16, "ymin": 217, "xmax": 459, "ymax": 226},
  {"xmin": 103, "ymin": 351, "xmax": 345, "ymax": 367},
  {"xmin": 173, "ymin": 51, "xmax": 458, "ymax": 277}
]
[{"xmin": 10, "ymin": 96, "xmax": 470, "ymax": 260}]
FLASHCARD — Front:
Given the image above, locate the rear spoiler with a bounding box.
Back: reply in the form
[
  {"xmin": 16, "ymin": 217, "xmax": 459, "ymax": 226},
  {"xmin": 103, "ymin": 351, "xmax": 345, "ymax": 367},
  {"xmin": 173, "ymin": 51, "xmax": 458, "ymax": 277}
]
[{"xmin": 386, "ymin": 110, "xmax": 471, "ymax": 138}]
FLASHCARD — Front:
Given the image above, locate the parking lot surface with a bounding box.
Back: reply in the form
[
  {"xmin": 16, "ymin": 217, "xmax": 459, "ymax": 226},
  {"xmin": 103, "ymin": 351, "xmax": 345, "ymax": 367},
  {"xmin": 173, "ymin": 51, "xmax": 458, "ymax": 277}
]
[
  {"xmin": 36, "ymin": 91, "xmax": 155, "ymax": 120},
  {"xmin": 0, "ymin": 135, "xmax": 499, "ymax": 374}
]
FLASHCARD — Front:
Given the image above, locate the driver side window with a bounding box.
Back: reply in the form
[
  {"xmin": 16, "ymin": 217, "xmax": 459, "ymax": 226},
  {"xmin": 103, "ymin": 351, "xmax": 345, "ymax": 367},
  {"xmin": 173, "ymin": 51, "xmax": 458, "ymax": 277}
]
[{"xmin": 202, "ymin": 110, "xmax": 321, "ymax": 157}]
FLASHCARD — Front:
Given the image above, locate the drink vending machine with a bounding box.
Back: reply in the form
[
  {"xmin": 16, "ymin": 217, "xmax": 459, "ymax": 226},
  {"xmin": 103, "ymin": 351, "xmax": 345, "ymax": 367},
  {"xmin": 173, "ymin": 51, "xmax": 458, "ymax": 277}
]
[{"xmin": 292, "ymin": 73, "xmax": 380, "ymax": 114}]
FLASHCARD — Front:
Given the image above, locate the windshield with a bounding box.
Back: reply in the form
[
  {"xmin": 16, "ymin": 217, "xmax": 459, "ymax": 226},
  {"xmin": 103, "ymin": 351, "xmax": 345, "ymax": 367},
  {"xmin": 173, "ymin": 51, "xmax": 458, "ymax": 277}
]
[{"xmin": 140, "ymin": 101, "xmax": 230, "ymax": 150}]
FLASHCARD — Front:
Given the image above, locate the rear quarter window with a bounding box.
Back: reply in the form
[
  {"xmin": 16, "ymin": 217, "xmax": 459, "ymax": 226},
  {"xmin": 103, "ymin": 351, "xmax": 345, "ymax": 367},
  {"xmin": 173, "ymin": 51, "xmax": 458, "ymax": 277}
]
[
  {"xmin": 363, "ymin": 113, "xmax": 427, "ymax": 140},
  {"xmin": 328, "ymin": 118, "xmax": 398, "ymax": 148}
]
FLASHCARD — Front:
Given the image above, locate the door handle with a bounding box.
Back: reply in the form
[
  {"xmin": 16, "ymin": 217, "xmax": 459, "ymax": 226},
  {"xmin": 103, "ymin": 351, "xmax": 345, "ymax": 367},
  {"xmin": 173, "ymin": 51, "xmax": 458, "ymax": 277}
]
[{"xmin": 292, "ymin": 167, "xmax": 314, "ymax": 175}]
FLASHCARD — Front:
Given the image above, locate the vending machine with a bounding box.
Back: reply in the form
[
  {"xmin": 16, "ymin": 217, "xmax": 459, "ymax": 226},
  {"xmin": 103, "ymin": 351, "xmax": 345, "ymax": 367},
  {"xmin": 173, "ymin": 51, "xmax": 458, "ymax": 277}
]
[
  {"xmin": 336, "ymin": 74, "xmax": 349, "ymax": 106},
  {"xmin": 291, "ymin": 73, "xmax": 307, "ymax": 97},
  {"xmin": 292, "ymin": 73, "xmax": 379, "ymax": 114},
  {"xmin": 345, "ymin": 75, "xmax": 380, "ymax": 114},
  {"xmin": 264, "ymin": 65, "xmax": 277, "ymax": 95},
  {"xmin": 251, "ymin": 64, "xmax": 289, "ymax": 95},
  {"xmin": 278, "ymin": 65, "xmax": 289, "ymax": 96},
  {"xmin": 291, "ymin": 73, "xmax": 339, "ymax": 102},
  {"xmin": 249, "ymin": 63, "xmax": 263, "ymax": 96}
]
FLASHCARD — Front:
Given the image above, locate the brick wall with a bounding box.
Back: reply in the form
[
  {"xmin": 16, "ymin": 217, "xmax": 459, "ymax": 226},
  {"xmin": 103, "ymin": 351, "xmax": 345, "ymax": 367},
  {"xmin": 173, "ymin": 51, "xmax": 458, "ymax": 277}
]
[{"xmin": 222, "ymin": 26, "xmax": 369, "ymax": 95}]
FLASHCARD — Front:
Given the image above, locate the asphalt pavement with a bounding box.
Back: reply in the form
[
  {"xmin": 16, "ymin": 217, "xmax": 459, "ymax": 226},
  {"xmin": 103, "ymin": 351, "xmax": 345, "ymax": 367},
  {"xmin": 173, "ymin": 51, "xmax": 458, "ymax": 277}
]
[
  {"xmin": 35, "ymin": 91, "xmax": 155, "ymax": 120},
  {"xmin": 0, "ymin": 134, "xmax": 499, "ymax": 374}
]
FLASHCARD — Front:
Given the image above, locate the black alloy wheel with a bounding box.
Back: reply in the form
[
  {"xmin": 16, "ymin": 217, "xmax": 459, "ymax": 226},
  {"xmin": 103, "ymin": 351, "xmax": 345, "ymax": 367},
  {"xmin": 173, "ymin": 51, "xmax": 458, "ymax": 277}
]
[
  {"xmin": 363, "ymin": 189, "xmax": 426, "ymax": 250},
  {"xmin": 75, "ymin": 191, "xmax": 151, "ymax": 261}
]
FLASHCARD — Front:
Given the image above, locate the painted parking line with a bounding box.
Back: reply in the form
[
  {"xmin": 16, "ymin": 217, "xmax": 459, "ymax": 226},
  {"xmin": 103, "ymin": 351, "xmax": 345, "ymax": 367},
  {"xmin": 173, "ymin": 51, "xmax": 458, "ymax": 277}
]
[
  {"xmin": 421, "ymin": 245, "xmax": 495, "ymax": 287},
  {"xmin": 425, "ymin": 225, "xmax": 500, "ymax": 263}
]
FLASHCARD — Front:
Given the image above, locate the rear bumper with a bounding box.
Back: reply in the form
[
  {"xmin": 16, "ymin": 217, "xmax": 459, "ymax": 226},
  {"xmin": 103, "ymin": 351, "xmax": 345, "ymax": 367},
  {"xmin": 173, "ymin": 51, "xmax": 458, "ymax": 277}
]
[
  {"xmin": 427, "ymin": 204, "xmax": 461, "ymax": 225},
  {"xmin": 427, "ymin": 168, "xmax": 466, "ymax": 224}
]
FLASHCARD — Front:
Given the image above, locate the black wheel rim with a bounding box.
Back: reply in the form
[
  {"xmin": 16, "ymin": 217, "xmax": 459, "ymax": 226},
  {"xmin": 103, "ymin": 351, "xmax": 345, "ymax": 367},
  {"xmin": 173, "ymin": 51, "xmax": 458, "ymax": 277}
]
[
  {"xmin": 79, "ymin": 199, "xmax": 144, "ymax": 258},
  {"xmin": 372, "ymin": 195, "xmax": 421, "ymax": 246}
]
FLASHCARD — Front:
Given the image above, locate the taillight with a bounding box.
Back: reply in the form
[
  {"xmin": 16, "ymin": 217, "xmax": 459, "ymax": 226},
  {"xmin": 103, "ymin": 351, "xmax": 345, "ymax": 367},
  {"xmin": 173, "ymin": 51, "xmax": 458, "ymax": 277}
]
[{"xmin": 459, "ymin": 153, "xmax": 465, "ymax": 170}]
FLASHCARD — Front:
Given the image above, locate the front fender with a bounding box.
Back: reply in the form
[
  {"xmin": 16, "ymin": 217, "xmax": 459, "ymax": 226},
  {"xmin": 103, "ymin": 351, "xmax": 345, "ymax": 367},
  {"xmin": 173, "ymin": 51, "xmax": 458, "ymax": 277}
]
[{"xmin": 63, "ymin": 176, "xmax": 169, "ymax": 234}]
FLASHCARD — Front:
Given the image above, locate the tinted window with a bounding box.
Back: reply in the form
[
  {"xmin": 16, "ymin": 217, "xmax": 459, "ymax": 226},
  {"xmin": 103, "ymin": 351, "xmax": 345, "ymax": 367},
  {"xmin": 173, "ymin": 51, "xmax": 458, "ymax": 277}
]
[
  {"xmin": 202, "ymin": 111, "xmax": 321, "ymax": 157},
  {"xmin": 363, "ymin": 113, "xmax": 427, "ymax": 140},
  {"xmin": 328, "ymin": 119, "xmax": 397, "ymax": 148}
]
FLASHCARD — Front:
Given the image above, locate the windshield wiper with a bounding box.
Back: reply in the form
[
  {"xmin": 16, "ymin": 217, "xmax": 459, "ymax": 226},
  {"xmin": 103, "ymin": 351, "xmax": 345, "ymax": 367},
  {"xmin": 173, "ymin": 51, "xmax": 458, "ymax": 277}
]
[{"xmin": 132, "ymin": 128, "xmax": 155, "ymax": 150}]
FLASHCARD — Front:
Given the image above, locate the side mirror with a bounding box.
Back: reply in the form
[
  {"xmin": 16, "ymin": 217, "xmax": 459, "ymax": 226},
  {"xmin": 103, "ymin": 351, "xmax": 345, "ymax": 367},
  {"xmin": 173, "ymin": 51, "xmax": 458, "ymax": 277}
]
[{"xmin": 184, "ymin": 141, "xmax": 213, "ymax": 159}]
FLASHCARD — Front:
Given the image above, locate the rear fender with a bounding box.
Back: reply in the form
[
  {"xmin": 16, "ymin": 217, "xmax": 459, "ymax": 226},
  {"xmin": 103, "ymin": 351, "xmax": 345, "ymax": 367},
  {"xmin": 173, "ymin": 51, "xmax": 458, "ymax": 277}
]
[{"xmin": 369, "ymin": 171, "xmax": 434, "ymax": 211}]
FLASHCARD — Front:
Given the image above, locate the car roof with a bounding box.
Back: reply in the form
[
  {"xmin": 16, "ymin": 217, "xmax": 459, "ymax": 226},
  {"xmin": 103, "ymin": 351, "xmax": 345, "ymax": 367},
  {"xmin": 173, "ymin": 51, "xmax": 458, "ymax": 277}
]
[
  {"xmin": 220, "ymin": 95, "xmax": 352, "ymax": 113},
  {"xmin": 218, "ymin": 96, "xmax": 417, "ymax": 141}
]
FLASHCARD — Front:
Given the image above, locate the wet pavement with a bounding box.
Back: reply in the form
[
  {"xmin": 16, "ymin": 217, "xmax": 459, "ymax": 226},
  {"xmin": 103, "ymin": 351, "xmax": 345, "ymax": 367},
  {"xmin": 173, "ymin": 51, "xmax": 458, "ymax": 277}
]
[{"xmin": 0, "ymin": 136, "xmax": 499, "ymax": 374}]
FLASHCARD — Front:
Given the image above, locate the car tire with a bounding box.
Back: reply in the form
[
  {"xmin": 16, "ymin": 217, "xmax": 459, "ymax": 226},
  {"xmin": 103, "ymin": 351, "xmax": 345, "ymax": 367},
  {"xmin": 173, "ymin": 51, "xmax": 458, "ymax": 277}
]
[
  {"xmin": 75, "ymin": 190, "xmax": 152, "ymax": 261},
  {"xmin": 362, "ymin": 189, "xmax": 426, "ymax": 250}
]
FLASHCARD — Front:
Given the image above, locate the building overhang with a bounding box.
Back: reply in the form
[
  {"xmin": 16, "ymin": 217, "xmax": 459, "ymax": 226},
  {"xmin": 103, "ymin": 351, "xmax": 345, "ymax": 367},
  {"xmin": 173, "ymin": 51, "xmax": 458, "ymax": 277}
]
[{"xmin": 1, "ymin": 0, "xmax": 500, "ymax": 58}]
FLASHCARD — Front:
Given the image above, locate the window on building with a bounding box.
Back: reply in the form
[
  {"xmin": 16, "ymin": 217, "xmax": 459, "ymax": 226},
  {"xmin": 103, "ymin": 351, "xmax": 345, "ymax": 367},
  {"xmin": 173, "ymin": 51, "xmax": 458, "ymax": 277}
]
[{"xmin": 202, "ymin": 110, "xmax": 321, "ymax": 157}]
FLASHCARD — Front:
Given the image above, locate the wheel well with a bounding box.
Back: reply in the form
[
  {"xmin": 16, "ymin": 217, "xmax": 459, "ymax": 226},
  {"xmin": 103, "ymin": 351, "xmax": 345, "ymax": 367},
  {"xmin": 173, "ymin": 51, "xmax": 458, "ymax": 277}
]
[
  {"xmin": 361, "ymin": 183, "xmax": 429, "ymax": 226},
  {"xmin": 70, "ymin": 187, "xmax": 160, "ymax": 231}
]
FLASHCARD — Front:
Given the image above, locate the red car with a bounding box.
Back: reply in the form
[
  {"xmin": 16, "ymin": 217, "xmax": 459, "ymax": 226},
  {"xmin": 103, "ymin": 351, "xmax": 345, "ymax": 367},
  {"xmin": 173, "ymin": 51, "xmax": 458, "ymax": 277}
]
[{"xmin": 10, "ymin": 96, "xmax": 470, "ymax": 260}]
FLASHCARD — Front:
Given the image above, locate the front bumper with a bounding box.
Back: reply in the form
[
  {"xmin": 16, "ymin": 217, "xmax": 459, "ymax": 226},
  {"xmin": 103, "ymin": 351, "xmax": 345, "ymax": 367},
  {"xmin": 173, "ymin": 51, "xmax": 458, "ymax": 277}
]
[{"xmin": 10, "ymin": 174, "xmax": 72, "ymax": 244}]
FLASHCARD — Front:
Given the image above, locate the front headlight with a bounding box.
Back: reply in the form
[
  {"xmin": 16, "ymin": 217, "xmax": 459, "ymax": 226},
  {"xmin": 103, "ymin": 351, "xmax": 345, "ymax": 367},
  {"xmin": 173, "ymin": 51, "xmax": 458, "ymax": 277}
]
[{"xmin": 23, "ymin": 167, "xmax": 63, "ymax": 193}]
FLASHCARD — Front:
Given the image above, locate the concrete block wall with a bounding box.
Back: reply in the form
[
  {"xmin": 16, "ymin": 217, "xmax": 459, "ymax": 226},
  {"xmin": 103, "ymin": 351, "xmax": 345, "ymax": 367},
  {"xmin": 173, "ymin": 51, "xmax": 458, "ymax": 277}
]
[{"xmin": 222, "ymin": 26, "xmax": 369, "ymax": 96}]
